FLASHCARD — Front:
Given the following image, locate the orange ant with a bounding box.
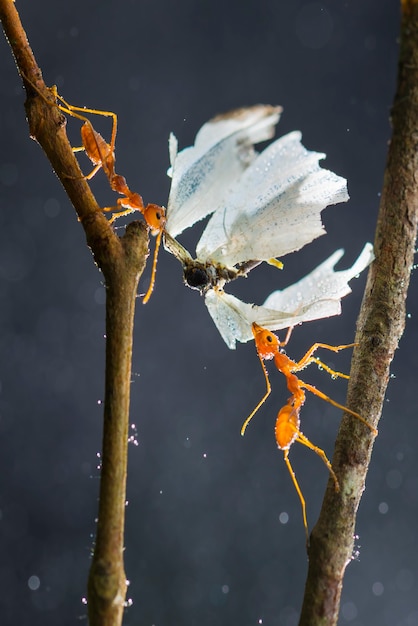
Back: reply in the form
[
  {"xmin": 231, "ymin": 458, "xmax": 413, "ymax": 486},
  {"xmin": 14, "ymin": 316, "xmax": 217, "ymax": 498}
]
[
  {"xmin": 274, "ymin": 398, "xmax": 339, "ymax": 541},
  {"xmin": 241, "ymin": 322, "xmax": 377, "ymax": 436},
  {"xmin": 241, "ymin": 322, "xmax": 376, "ymax": 539},
  {"xmin": 25, "ymin": 78, "xmax": 165, "ymax": 302}
]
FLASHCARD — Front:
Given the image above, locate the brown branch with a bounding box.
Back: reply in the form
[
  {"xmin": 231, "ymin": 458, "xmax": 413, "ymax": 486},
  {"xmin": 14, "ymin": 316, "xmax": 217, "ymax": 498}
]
[
  {"xmin": 87, "ymin": 222, "xmax": 148, "ymax": 626},
  {"xmin": 0, "ymin": 1, "xmax": 150, "ymax": 624},
  {"xmin": 299, "ymin": 2, "xmax": 418, "ymax": 625}
]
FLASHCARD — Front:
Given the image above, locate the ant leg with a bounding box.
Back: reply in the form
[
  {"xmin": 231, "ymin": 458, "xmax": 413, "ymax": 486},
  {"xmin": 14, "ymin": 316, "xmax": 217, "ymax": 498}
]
[
  {"xmin": 22, "ymin": 77, "xmax": 106, "ymax": 179},
  {"xmin": 48, "ymin": 87, "xmax": 119, "ymax": 183},
  {"xmin": 143, "ymin": 229, "xmax": 163, "ymax": 304},
  {"xmin": 69, "ymin": 129, "xmax": 108, "ymax": 182},
  {"xmin": 295, "ymin": 432, "xmax": 340, "ymax": 492},
  {"xmin": 294, "ymin": 342, "xmax": 357, "ymax": 372},
  {"xmin": 48, "ymin": 96, "xmax": 117, "ymax": 182},
  {"xmin": 283, "ymin": 449, "xmax": 309, "ymax": 543},
  {"xmin": 279, "ymin": 325, "xmax": 294, "ymax": 348},
  {"xmin": 300, "ymin": 381, "xmax": 377, "ymax": 434},
  {"xmin": 302, "ymin": 357, "xmax": 350, "ymax": 380},
  {"xmin": 106, "ymin": 207, "xmax": 136, "ymax": 224},
  {"xmin": 25, "ymin": 76, "xmax": 152, "ymax": 226},
  {"xmin": 241, "ymin": 352, "xmax": 271, "ymax": 436},
  {"xmin": 24, "ymin": 78, "xmax": 118, "ymax": 150},
  {"xmin": 83, "ymin": 163, "xmax": 103, "ymax": 180},
  {"xmin": 104, "ymin": 190, "xmax": 146, "ymax": 222},
  {"xmin": 52, "ymin": 88, "xmax": 118, "ymax": 153}
]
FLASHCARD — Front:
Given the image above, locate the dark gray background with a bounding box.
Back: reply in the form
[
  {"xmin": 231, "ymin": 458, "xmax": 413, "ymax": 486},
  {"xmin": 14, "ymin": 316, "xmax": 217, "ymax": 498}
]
[{"xmin": 0, "ymin": 1, "xmax": 416, "ymax": 625}]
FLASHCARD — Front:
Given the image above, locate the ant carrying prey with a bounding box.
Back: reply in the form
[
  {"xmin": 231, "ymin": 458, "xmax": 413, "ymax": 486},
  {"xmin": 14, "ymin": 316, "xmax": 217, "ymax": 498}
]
[
  {"xmin": 242, "ymin": 322, "xmax": 377, "ymax": 539},
  {"xmin": 25, "ymin": 77, "xmax": 165, "ymax": 302}
]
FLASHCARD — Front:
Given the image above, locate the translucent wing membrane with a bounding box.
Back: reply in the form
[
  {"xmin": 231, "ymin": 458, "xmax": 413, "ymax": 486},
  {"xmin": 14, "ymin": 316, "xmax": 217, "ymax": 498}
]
[
  {"xmin": 166, "ymin": 105, "xmax": 282, "ymax": 238},
  {"xmin": 164, "ymin": 109, "xmax": 350, "ymax": 294},
  {"xmin": 263, "ymin": 242, "xmax": 374, "ymax": 312},
  {"xmin": 205, "ymin": 243, "xmax": 374, "ymax": 349},
  {"xmin": 196, "ymin": 131, "xmax": 349, "ymax": 266},
  {"xmin": 163, "ymin": 105, "xmax": 371, "ymax": 349}
]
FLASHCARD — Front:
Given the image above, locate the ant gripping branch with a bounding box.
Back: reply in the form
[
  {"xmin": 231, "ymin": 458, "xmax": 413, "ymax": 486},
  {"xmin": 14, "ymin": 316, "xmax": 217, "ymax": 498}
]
[
  {"xmin": 242, "ymin": 322, "xmax": 377, "ymax": 540},
  {"xmin": 25, "ymin": 78, "xmax": 165, "ymax": 302},
  {"xmin": 241, "ymin": 322, "xmax": 377, "ymax": 436}
]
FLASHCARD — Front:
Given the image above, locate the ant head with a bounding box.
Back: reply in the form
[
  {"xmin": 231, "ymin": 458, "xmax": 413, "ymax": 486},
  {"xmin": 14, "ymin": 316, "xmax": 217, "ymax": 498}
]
[
  {"xmin": 143, "ymin": 204, "xmax": 166, "ymax": 235},
  {"xmin": 251, "ymin": 323, "xmax": 279, "ymax": 359}
]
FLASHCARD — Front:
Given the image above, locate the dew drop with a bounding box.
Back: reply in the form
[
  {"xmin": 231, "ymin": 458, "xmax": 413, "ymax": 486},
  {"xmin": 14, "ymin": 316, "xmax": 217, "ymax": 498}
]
[
  {"xmin": 342, "ymin": 600, "xmax": 357, "ymax": 621},
  {"xmin": 372, "ymin": 581, "xmax": 384, "ymax": 596},
  {"xmin": 378, "ymin": 502, "xmax": 389, "ymax": 514},
  {"xmin": 28, "ymin": 575, "xmax": 40, "ymax": 591},
  {"xmin": 279, "ymin": 512, "xmax": 289, "ymax": 524},
  {"xmin": 128, "ymin": 423, "xmax": 139, "ymax": 446}
]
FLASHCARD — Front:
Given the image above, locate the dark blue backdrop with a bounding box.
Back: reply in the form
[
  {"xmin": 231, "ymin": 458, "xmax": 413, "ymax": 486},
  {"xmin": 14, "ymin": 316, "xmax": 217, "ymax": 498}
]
[{"xmin": 1, "ymin": 2, "xmax": 416, "ymax": 626}]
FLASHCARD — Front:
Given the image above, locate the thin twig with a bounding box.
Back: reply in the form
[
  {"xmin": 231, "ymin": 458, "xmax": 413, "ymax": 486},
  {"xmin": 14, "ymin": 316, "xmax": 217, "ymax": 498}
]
[
  {"xmin": 0, "ymin": 1, "xmax": 150, "ymax": 624},
  {"xmin": 299, "ymin": 2, "xmax": 418, "ymax": 624}
]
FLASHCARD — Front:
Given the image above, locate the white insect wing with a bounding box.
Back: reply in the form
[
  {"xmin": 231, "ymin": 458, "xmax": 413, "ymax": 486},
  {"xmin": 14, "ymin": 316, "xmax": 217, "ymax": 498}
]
[
  {"xmin": 196, "ymin": 131, "xmax": 349, "ymax": 267},
  {"xmin": 166, "ymin": 105, "xmax": 282, "ymax": 239},
  {"xmin": 205, "ymin": 243, "xmax": 374, "ymax": 349},
  {"xmin": 163, "ymin": 105, "xmax": 371, "ymax": 351}
]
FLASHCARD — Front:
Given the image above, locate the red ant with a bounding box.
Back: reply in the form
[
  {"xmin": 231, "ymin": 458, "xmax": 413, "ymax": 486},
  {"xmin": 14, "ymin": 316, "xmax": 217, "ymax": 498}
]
[
  {"xmin": 242, "ymin": 322, "xmax": 377, "ymax": 436},
  {"xmin": 26, "ymin": 79, "xmax": 165, "ymax": 302},
  {"xmin": 241, "ymin": 322, "xmax": 377, "ymax": 539}
]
